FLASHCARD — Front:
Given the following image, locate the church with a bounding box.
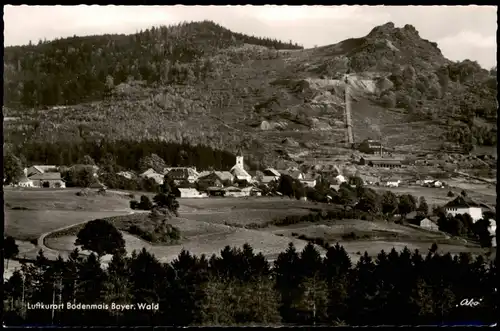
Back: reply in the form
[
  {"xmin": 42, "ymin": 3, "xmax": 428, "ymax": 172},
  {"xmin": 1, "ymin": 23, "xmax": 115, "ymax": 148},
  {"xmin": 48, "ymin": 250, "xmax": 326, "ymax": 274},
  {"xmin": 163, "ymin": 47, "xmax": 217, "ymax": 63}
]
[{"xmin": 230, "ymin": 149, "xmax": 252, "ymax": 182}]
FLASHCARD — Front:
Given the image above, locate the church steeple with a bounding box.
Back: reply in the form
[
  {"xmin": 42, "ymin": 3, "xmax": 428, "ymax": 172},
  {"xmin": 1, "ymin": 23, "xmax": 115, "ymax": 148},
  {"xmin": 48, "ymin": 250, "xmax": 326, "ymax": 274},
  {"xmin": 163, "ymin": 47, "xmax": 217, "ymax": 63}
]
[{"xmin": 234, "ymin": 147, "xmax": 244, "ymax": 169}]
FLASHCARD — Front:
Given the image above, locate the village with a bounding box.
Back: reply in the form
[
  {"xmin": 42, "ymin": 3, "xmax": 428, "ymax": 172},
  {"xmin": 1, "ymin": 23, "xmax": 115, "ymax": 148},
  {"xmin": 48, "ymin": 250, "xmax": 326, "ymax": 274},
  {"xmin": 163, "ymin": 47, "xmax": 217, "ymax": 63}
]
[{"xmin": 9, "ymin": 143, "xmax": 496, "ymax": 243}]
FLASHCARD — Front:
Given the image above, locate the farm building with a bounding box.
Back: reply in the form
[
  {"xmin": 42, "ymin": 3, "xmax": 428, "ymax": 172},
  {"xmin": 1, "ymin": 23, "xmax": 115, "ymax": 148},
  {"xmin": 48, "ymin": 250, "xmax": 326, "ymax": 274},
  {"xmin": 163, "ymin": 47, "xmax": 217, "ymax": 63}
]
[
  {"xmin": 263, "ymin": 168, "xmax": 281, "ymax": 177},
  {"xmin": 89, "ymin": 182, "xmax": 107, "ymax": 190},
  {"xmin": 197, "ymin": 172, "xmax": 224, "ymax": 188},
  {"xmin": 140, "ymin": 168, "xmax": 164, "ymax": 185},
  {"xmin": 224, "ymin": 186, "xmax": 247, "ymax": 197},
  {"xmin": 385, "ymin": 178, "xmax": 401, "ymax": 187},
  {"xmin": 29, "ymin": 172, "xmax": 66, "ymax": 188},
  {"xmin": 241, "ymin": 186, "xmax": 262, "ymax": 196},
  {"xmin": 166, "ymin": 167, "xmax": 199, "ymax": 184},
  {"xmin": 419, "ymin": 218, "xmax": 439, "ymax": 231},
  {"xmin": 280, "ymin": 169, "xmax": 305, "ymax": 180},
  {"xmin": 301, "ymin": 178, "xmax": 317, "ymax": 188},
  {"xmin": 358, "ymin": 139, "xmax": 385, "ymax": 155},
  {"xmin": 443, "ymin": 196, "xmax": 484, "ymax": 222},
  {"xmin": 261, "ymin": 176, "xmax": 279, "ymax": 185},
  {"xmin": 26, "ymin": 165, "xmax": 59, "ymax": 177},
  {"xmin": 214, "ymin": 171, "xmax": 235, "ymax": 183},
  {"xmin": 206, "ymin": 187, "xmax": 226, "ymax": 197},
  {"xmin": 367, "ymin": 159, "xmax": 402, "ymax": 168},
  {"xmin": 334, "ymin": 174, "xmax": 347, "ymax": 184},
  {"xmin": 176, "ymin": 188, "xmax": 207, "ymax": 198},
  {"xmin": 140, "ymin": 168, "xmax": 158, "ymax": 177},
  {"xmin": 117, "ymin": 171, "xmax": 135, "ymax": 180},
  {"xmin": 18, "ymin": 177, "xmax": 35, "ymax": 188}
]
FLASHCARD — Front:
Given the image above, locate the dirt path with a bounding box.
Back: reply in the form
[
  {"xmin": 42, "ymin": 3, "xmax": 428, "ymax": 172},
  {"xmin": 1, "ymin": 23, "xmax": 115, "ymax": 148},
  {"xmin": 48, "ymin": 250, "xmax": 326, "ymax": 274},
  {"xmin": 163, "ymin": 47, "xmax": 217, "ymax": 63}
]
[{"xmin": 19, "ymin": 209, "xmax": 144, "ymax": 261}]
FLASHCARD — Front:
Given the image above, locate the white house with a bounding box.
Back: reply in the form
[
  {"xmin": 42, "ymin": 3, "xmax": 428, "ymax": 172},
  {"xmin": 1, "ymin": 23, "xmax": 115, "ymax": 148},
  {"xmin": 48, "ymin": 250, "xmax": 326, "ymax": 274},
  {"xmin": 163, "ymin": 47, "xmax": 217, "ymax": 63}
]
[
  {"xmin": 385, "ymin": 178, "xmax": 401, "ymax": 187},
  {"xmin": 26, "ymin": 165, "xmax": 58, "ymax": 177},
  {"xmin": 230, "ymin": 153, "xmax": 252, "ymax": 182},
  {"xmin": 334, "ymin": 174, "xmax": 347, "ymax": 184},
  {"xmin": 224, "ymin": 186, "xmax": 247, "ymax": 197},
  {"xmin": 301, "ymin": 179, "xmax": 317, "ymax": 188},
  {"xmin": 117, "ymin": 171, "xmax": 135, "ymax": 180},
  {"xmin": 419, "ymin": 218, "xmax": 439, "ymax": 231},
  {"xmin": 18, "ymin": 177, "xmax": 35, "ymax": 188},
  {"xmin": 177, "ymin": 188, "xmax": 207, "ymax": 198},
  {"xmin": 443, "ymin": 196, "xmax": 484, "ymax": 222}
]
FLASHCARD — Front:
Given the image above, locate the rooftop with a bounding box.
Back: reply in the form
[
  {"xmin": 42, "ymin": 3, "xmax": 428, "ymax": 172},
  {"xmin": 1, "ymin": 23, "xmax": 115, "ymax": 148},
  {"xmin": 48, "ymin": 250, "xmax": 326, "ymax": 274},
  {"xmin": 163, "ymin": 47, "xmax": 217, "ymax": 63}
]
[
  {"xmin": 444, "ymin": 196, "xmax": 482, "ymax": 208},
  {"xmin": 29, "ymin": 172, "xmax": 63, "ymax": 180}
]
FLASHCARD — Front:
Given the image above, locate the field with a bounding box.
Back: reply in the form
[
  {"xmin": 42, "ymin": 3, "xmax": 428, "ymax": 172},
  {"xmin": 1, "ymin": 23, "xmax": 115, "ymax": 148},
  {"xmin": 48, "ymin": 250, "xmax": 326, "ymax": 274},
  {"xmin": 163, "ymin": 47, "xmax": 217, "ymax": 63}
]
[
  {"xmin": 5, "ymin": 188, "xmax": 493, "ymax": 271},
  {"xmin": 4, "ymin": 187, "xmax": 132, "ymax": 241},
  {"xmin": 369, "ymin": 183, "xmax": 496, "ymax": 208}
]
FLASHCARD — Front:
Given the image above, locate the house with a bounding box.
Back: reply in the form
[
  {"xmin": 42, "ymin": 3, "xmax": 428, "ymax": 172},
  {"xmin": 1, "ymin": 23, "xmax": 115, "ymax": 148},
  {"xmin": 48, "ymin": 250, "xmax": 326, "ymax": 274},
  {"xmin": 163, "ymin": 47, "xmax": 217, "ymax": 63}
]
[
  {"xmin": 117, "ymin": 171, "xmax": 135, "ymax": 180},
  {"xmin": 224, "ymin": 186, "xmax": 247, "ymax": 197},
  {"xmin": 261, "ymin": 176, "xmax": 279, "ymax": 185},
  {"xmin": 334, "ymin": 174, "xmax": 347, "ymax": 184},
  {"xmin": 166, "ymin": 167, "xmax": 199, "ymax": 184},
  {"xmin": 206, "ymin": 186, "xmax": 226, "ymax": 197},
  {"xmin": 358, "ymin": 139, "xmax": 384, "ymax": 155},
  {"xmin": 89, "ymin": 182, "xmax": 107, "ymax": 190},
  {"xmin": 176, "ymin": 188, "xmax": 207, "ymax": 198},
  {"xmin": 214, "ymin": 171, "xmax": 235, "ymax": 183},
  {"xmin": 263, "ymin": 168, "xmax": 281, "ymax": 177},
  {"xmin": 367, "ymin": 159, "xmax": 402, "ymax": 168},
  {"xmin": 230, "ymin": 152, "xmax": 252, "ymax": 182},
  {"xmin": 140, "ymin": 168, "xmax": 158, "ymax": 178},
  {"xmin": 280, "ymin": 169, "xmax": 305, "ymax": 180},
  {"xmin": 385, "ymin": 178, "xmax": 401, "ymax": 187},
  {"xmin": 405, "ymin": 211, "xmax": 419, "ymax": 223},
  {"xmin": 358, "ymin": 174, "xmax": 380, "ymax": 185},
  {"xmin": 26, "ymin": 165, "xmax": 59, "ymax": 177},
  {"xmin": 241, "ymin": 186, "xmax": 262, "ymax": 197},
  {"xmin": 18, "ymin": 177, "xmax": 35, "ymax": 188},
  {"xmin": 420, "ymin": 218, "xmax": 439, "ymax": 231},
  {"xmin": 29, "ymin": 172, "xmax": 66, "ymax": 188},
  {"xmin": 301, "ymin": 178, "xmax": 317, "ymax": 188},
  {"xmin": 443, "ymin": 196, "xmax": 484, "ymax": 222},
  {"xmin": 197, "ymin": 172, "xmax": 224, "ymax": 188}
]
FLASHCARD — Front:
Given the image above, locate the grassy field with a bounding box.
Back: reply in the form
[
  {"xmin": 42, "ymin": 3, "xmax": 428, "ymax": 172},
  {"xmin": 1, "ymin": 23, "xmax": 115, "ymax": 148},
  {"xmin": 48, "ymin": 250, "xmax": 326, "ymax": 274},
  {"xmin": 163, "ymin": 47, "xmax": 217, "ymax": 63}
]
[
  {"xmin": 269, "ymin": 219, "xmax": 488, "ymax": 263},
  {"xmin": 4, "ymin": 187, "xmax": 132, "ymax": 241},
  {"xmin": 369, "ymin": 184, "xmax": 496, "ymax": 208}
]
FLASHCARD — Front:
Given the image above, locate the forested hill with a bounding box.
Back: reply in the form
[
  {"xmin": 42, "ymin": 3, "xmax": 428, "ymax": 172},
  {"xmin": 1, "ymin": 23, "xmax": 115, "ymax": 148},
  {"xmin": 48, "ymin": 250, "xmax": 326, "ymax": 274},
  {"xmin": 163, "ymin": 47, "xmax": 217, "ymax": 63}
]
[
  {"xmin": 3, "ymin": 21, "xmax": 497, "ymax": 167},
  {"xmin": 3, "ymin": 20, "xmax": 303, "ymax": 108}
]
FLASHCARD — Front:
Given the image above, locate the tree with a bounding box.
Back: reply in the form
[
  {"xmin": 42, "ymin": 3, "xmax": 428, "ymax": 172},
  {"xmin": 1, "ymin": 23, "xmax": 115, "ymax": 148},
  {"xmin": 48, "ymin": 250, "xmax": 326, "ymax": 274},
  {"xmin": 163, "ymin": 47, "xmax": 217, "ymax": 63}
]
[
  {"xmin": 3, "ymin": 151, "xmax": 24, "ymax": 185},
  {"xmin": 139, "ymin": 195, "xmax": 153, "ymax": 210},
  {"xmin": 4, "ymin": 236, "xmax": 19, "ymax": 268},
  {"xmin": 348, "ymin": 176, "xmax": 364, "ymax": 188},
  {"xmin": 338, "ymin": 186, "xmax": 357, "ymax": 212},
  {"xmin": 138, "ymin": 153, "xmax": 166, "ymax": 173},
  {"xmin": 381, "ymin": 191, "xmax": 399, "ymax": 216},
  {"xmin": 80, "ymin": 155, "xmax": 96, "ymax": 166},
  {"xmin": 75, "ymin": 219, "xmax": 126, "ymax": 258},
  {"xmin": 417, "ymin": 196, "xmax": 429, "ymax": 215},
  {"xmin": 398, "ymin": 194, "xmax": 417, "ymax": 218}
]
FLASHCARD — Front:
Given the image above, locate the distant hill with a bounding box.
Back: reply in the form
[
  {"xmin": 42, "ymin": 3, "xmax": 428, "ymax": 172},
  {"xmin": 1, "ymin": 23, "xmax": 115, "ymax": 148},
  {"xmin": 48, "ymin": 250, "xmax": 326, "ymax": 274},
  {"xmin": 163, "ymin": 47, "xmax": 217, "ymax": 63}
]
[{"xmin": 3, "ymin": 21, "xmax": 497, "ymax": 168}]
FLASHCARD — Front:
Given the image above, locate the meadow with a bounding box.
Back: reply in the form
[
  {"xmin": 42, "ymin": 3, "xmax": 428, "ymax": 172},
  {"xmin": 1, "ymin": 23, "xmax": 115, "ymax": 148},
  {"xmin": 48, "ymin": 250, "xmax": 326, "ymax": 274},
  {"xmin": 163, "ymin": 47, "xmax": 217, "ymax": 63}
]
[{"xmin": 6, "ymin": 188, "xmax": 492, "ymax": 268}]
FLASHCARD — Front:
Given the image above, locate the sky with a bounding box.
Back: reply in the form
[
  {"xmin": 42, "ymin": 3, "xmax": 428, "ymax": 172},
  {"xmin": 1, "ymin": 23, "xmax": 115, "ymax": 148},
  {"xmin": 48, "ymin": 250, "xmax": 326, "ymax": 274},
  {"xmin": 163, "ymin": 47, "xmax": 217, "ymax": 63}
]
[{"xmin": 3, "ymin": 5, "xmax": 497, "ymax": 69}]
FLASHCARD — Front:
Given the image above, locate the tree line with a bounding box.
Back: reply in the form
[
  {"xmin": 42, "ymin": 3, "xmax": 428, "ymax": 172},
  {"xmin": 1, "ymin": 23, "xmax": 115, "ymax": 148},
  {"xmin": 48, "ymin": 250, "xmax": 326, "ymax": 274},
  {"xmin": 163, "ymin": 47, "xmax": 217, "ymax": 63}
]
[
  {"xmin": 7, "ymin": 139, "xmax": 244, "ymax": 174},
  {"xmin": 3, "ymin": 240, "xmax": 496, "ymax": 326}
]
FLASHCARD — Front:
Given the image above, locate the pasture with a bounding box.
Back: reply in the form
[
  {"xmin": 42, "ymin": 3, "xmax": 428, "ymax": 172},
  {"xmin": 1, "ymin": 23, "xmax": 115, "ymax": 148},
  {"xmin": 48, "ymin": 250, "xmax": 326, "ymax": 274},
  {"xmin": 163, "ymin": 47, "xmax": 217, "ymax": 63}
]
[
  {"xmin": 369, "ymin": 183, "xmax": 496, "ymax": 207},
  {"xmin": 270, "ymin": 219, "xmax": 488, "ymax": 263},
  {"xmin": 4, "ymin": 187, "xmax": 133, "ymax": 241}
]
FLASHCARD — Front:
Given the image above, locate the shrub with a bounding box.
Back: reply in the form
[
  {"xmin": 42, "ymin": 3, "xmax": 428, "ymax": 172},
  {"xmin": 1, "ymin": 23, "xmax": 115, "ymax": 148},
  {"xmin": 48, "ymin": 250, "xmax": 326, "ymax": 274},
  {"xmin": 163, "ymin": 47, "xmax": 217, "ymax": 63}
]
[{"xmin": 130, "ymin": 200, "xmax": 139, "ymax": 210}]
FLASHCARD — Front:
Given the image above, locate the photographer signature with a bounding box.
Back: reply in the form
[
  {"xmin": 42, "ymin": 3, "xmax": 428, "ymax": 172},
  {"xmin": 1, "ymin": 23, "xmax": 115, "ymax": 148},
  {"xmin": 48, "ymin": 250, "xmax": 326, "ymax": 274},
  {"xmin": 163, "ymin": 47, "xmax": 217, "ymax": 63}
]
[{"xmin": 456, "ymin": 298, "xmax": 483, "ymax": 308}]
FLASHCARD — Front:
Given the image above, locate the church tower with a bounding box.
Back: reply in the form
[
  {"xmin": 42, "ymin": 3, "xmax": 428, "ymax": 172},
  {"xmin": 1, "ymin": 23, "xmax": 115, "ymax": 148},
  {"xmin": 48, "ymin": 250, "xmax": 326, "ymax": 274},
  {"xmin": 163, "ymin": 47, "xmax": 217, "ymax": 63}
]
[{"xmin": 235, "ymin": 147, "xmax": 244, "ymax": 168}]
